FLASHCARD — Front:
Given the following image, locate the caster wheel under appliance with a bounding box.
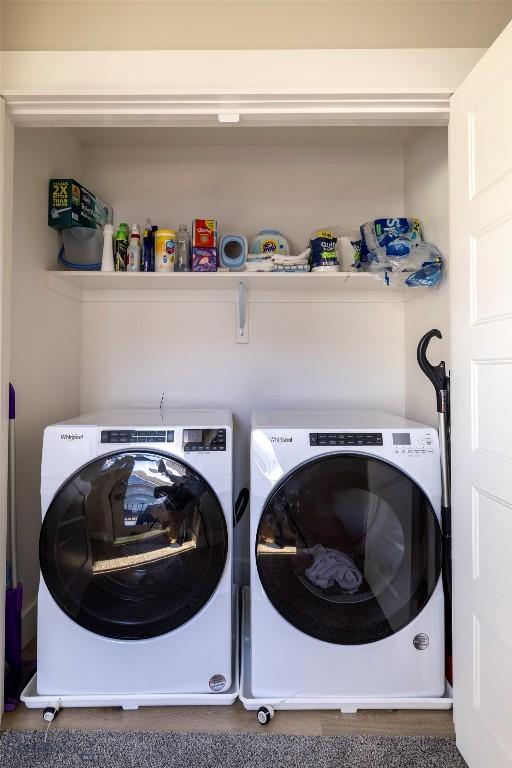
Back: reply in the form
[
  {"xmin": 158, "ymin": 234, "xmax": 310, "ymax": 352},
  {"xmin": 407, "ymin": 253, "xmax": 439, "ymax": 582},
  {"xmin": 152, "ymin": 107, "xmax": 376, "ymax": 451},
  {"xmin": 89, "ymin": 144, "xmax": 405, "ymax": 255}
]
[{"xmin": 257, "ymin": 705, "xmax": 275, "ymax": 725}]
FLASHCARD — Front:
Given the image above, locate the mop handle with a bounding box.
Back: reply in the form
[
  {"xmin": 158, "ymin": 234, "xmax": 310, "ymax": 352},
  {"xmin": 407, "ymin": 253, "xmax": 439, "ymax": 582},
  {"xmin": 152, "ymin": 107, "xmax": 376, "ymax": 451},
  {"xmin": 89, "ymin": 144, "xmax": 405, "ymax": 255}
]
[
  {"xmin": 8, "ymin": 383, "xmax": 17, "ymax": 586},
  {"xmin": 417, "ymin": 329, "xmax": 448, "ymax": 413},
  {"xmin": 438, "ymin": 410, "xmax": 451, "ymax": 511},
  {"xmin": 417, "ymin": 330, "xmax": 450, "ymax": 508}
]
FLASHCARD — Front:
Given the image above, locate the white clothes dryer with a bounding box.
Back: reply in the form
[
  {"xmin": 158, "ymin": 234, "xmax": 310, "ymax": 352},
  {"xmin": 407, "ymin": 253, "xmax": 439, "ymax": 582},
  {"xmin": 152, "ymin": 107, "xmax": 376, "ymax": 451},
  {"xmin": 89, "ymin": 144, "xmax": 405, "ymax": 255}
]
[
  {"xmin": 250, "ymin": 411, "xmax": 445, "ymax": 699},
  {"xmin": 38, "ymin": 409, "xmax": 233, "ymax": 697}
]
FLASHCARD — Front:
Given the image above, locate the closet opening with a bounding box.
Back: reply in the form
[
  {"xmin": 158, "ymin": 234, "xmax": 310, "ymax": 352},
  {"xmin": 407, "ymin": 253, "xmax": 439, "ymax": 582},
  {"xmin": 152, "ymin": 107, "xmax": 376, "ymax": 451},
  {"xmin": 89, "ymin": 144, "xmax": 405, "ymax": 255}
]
[{"xmin": 6, "ymin": 120, "xmax": 451, "ymax": 723}]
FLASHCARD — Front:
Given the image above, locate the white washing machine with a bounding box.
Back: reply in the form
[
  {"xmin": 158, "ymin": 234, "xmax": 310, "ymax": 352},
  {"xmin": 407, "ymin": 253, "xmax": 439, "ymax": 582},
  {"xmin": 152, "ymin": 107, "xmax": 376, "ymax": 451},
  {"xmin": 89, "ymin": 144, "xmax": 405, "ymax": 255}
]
[
  {"xmin": 250, "ymin": 411, "xmax": 445, "ymax": 699},
  {"xmin": 38, "ymin": 409, "xmax": 233, "ymax": 697}
]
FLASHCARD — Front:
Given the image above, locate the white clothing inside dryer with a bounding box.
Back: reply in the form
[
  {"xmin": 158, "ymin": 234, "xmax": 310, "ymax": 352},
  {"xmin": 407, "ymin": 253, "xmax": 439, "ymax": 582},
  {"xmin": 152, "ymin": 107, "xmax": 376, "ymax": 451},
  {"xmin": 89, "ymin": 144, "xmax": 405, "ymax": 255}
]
[{"xmin": 305, "ymin": 544, "xmax": 363, "ymax": 593}]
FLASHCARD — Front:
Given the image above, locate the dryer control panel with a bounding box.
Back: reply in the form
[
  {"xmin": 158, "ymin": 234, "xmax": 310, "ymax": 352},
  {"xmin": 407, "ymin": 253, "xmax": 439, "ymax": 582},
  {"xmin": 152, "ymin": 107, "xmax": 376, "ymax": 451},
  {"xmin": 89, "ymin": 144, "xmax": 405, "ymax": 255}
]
[
  {"xmin": 310, "ymin": 432, "xmax": 383, "ymax": 447},
  {"xmin": 101, "ymin": 429, "xmax": 174, "ymax": 444},
  {"xmin": 184, "ymin": 428, "xmax": 226, "ymax": 452},
  {"xmin": 392, "ymin": 431, "xmax": 434, "ymax": 455}
]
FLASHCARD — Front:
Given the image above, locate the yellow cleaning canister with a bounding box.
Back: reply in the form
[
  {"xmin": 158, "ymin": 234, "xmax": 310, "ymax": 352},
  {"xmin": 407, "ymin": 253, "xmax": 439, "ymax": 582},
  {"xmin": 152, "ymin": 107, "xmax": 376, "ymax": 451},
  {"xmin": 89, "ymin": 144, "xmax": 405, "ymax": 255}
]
[{"xmin": 155, "ymin": 229, "xmax": 176, "ymax": 272}]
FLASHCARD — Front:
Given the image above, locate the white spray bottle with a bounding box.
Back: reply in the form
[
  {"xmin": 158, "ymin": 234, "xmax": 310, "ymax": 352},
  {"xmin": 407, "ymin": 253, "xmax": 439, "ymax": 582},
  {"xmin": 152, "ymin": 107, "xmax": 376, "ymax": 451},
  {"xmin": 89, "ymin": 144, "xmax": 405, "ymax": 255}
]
[{"xmin": 101, "ymin": 223, "xmax": 114, "ymax": 272}]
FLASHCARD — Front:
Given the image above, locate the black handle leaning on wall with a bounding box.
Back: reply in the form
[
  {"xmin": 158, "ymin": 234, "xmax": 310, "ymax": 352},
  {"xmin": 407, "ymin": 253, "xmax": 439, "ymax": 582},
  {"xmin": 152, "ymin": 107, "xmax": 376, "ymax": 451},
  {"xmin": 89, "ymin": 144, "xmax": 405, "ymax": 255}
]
[
  {"xmin": 416, "ymin": 328, "xmax": 448, "ymax": 414},
  {"xmin": 417, "ymin": 329, "xmax": 453, "ymax": 671}
]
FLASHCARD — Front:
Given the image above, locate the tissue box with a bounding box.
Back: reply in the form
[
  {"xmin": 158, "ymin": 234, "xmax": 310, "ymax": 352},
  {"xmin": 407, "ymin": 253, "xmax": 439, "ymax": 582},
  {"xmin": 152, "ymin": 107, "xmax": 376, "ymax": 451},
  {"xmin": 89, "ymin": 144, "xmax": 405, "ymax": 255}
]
[
  {"xmin": 192, "ymin": 247, "xmax": 218, "ymax": 272},
  {"xmin": 193, "ymin": 219, "xmax": 217, "ymax": 248},
  {"xmin": 48, "ymin": 179, "xmax": 113, "ymax": 230}
]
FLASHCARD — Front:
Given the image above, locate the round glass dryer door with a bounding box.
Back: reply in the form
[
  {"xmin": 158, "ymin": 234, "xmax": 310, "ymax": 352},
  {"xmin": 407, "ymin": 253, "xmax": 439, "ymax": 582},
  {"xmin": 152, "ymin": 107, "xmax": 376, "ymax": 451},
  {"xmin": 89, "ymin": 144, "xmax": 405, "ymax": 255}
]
[
  {"xmin": 256, "ymin": 454, "xmax": 442, "ymax": 645},
  {"xmin": 40, "ymin": 451, "xmax": 228, "ymax": 640}
]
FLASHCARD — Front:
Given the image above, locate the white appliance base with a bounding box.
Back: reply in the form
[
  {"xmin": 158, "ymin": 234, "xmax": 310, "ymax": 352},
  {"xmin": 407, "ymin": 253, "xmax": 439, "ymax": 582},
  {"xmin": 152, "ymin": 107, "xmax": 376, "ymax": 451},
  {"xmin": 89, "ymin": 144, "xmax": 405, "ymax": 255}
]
[
  {"xmin": 239, "ymin": 588, "xmax": 453, "ymax": 714},
  {"xmin": 21, "ymin": 673, "xmax": 238, "ymax": 710},
  {"xmin": 21, "ymin": 590, "xmax": 240, "ymax": 712}
]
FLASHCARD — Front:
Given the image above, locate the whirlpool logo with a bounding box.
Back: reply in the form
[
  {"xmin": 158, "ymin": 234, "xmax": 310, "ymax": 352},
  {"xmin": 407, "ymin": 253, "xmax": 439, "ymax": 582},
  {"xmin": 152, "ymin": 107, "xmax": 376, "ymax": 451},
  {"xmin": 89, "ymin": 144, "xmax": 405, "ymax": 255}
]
[
  {"xmin": 60, "ymin": 433, "xmax": 84, "ymax": 441},
  {"xmin": 270, "ymin": 436, "xmax": 293, "ymax": 443}
]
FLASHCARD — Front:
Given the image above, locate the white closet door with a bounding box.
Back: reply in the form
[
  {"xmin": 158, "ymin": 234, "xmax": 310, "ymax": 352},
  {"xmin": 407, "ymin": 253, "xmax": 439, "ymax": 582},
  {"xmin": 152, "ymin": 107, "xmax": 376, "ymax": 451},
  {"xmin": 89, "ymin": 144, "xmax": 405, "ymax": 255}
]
[{"xmin": 450, "ymin": 20, "xmax": 512, "ymax": 768}]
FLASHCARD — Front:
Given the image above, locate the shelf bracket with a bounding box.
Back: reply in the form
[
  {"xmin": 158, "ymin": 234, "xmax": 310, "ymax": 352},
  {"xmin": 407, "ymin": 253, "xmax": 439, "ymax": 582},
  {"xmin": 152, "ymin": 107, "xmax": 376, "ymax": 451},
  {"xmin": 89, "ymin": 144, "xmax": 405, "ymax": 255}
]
[{"xmin": 237, "ymin": 280, "xmax": 249, "ymax": 344}]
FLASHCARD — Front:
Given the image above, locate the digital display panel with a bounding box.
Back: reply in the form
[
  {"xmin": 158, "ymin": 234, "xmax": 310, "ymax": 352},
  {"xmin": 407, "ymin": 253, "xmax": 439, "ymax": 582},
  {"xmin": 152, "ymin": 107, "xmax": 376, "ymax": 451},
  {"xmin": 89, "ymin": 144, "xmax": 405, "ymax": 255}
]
[
  {"xmin": 393, "ymin": 433, "xmax": 411, "ymax": 446},
  {"xmin": 184, "ymin": 429, "xmax": 203, "ymax": 444}
]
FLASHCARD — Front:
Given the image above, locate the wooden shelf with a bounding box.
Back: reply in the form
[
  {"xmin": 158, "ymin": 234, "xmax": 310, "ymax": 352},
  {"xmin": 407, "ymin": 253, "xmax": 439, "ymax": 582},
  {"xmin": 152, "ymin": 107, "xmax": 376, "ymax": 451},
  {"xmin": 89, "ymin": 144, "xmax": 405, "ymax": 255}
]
[{"xmin": 47, "ymin": 270, "xmax": 414, "ymax": 303}]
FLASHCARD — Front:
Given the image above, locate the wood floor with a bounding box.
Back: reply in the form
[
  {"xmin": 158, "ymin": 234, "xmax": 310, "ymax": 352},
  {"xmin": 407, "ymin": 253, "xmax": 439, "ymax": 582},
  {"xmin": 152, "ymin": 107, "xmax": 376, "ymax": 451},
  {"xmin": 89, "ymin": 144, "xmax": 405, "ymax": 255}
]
[
  {"xmin": 3, "ymin": 699, "xmax": 454, "ymax": 737},
  {"xmin": 2, "ymin": 699, "xmax": 454, "ymax": 737},
  {"xmin": 2, "ymin": 639, "xmax": 454, "ymax": 737}
]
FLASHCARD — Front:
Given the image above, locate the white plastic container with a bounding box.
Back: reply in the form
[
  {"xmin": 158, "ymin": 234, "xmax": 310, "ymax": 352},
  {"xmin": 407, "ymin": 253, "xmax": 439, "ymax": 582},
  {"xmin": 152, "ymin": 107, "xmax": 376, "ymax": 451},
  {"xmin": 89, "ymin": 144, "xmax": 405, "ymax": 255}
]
[{"xmin": 101, "ymin": 223, "xmax": 114, "ymax": 272}]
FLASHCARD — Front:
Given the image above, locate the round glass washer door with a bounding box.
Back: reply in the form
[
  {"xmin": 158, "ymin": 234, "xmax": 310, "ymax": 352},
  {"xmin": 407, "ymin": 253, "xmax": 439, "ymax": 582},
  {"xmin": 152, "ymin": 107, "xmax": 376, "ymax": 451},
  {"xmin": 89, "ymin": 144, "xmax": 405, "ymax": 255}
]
[
  {"xmin": 40, "ymin": 451, "xmax": 228, "ymax": 640},
  {"xmin": 256, "ymin": 453, "xmax": 442, "ymax": 645}
]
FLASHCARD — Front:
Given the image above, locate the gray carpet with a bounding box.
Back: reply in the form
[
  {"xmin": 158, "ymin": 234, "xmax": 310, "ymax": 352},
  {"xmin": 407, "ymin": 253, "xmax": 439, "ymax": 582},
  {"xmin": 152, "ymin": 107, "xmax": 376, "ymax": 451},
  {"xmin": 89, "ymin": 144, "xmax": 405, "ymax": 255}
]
[{"xmin": 0, "ymin": 730, "xmax": 467, "ymax": 767}]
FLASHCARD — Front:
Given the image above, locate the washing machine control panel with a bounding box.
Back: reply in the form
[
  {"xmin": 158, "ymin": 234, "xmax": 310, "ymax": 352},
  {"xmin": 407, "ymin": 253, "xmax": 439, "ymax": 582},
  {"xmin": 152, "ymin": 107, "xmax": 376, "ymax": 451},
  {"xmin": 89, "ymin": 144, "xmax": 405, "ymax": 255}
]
[
  {"xmin": 184, "ymin": 428, "xmax": 226, "ymax": 452},
  {"xmin": 310, "ymin": 432, "xmax": 383, "ymax": 447},
  {"xmin": 101, "ymin": 429, "xmax": 175, "ymax": 444},
  {"xmin": 392, "ymin": 431, "xmax": 434, "ymax": 455}
]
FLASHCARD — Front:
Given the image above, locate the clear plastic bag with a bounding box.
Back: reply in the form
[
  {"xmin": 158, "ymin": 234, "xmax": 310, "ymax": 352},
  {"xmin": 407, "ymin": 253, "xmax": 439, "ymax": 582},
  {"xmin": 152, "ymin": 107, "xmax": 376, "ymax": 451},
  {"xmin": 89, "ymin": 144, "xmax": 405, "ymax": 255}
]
[
  {"xmin": 369, "ymin": 242, "xmax": 443, "ymax": 287},
  {"xmin": 358, "ymin": 218, "xmax": 443, "ymax": 287}
]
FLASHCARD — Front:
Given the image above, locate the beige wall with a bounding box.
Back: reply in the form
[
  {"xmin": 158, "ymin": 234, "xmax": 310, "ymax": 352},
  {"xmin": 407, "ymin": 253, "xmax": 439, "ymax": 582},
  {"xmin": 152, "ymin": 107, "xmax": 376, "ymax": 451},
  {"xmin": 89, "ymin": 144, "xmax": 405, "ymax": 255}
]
[
  {"xmin": 11, "ymin": 128, "xmax": 83, "ymax": 641},
  {"xmin": 1, "ymin": 1, "xmax": 512, "ymax": 50},
  {"xmin": 404, "ymin": 127, "xmax": 450, "ymax": 428}
]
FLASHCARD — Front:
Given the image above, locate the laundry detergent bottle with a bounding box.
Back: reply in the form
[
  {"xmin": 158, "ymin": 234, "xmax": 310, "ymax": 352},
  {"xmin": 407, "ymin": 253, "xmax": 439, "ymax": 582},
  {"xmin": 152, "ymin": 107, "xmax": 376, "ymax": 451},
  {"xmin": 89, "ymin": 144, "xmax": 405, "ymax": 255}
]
[{"xmin": 250, "ymin": 229, "xmax": 290, "ymax": 257}]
